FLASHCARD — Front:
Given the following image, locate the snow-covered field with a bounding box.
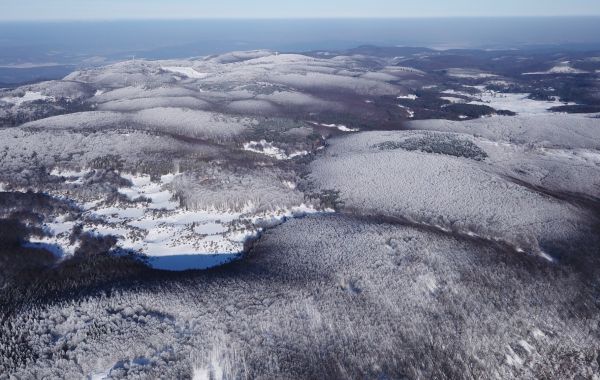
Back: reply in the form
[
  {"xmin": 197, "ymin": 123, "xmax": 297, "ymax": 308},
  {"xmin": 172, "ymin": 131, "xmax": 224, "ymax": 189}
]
[
  {"xmin": 32, "ymin": 169, "xmax": 325, "ymax": 271},
  {"xmin": 161, "ymin": 66, "xmax": 210, "ymax": 79},
  {"xmin": 441, "ymin": 86, "xmax": 575, "ymax": 115},
  {"xmin": 445, "ymin": 68, "xmax": 498, "ymax": 79},
  {"xmin": 397, "ymin": 94, "xmax": 418, "ymax": 100},
  {"xmin": 1, "ymin": 91, "xmax": 54, "ymax": 106},
  {"xmin": 397, "ymin": 104, "xmax": 415, "ymax": 118},
  {"xmin": 242, "ymin": 140, "xmax": 309, "ymax": 160},
  {"xmin": 309, "ymin": 121, "xmax": 359, "ymax": 132},
  {"xmin": 523, "ymin": 62, "xmax": 589, "ymax": 75}
]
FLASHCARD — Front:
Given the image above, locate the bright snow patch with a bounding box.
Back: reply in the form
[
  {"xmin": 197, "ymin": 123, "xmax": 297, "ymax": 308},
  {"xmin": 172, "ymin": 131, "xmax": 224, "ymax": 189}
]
[
  {"xmin": 30, "ymin": 168, "xmax": 326, "ymax": 271},
  {"xmin": 397, "ymin": 94, "xmax": 418, "ymax": 100},
  {"xmin": 539, "ymin": 251, "xmax": 556, "ymax": 263},
  {"xmin": 445, "ymin": 68, "xmax": 498, "ymax": 79},
  {"xmin": 119, "ymin": 173, "xmax": 179, "ymax": 210},
  {"xmin": 1, "ymin": 91, "xmax": 54, "ymax": 106},
  {"xmin": 310, "ymin": 122, "xmax": 359, "ymax": 132},
  {"xmin": 523, "ymin": 62, "xmax": 589, "ymax": 75},
  {"xmin": 161, "ymin": 66, "xmax": 209, "ymax": 79},
  {"xmin": 518, "ymin": 340, "xmax": 534, "ymax": 354},
  {"xmin": 505, "ymin": 346, "xmax": 524, "ymax": 367},
  {"xmin": 24, "ymin": 214, "xmax": 79, "ymax": 257},
  {"xmin": 243, "ymin": 140, "xmax": 309, "ymax": 160},
  {"xmin": 440, "ymin": 96, "xmax": 465, "ymax": 104},
  {"xmin": 472, "ymin": 87, "xmax": 574, "ymax": 115},
  {"xmin": 442, "ymin": 87, "xmax": 575, "ymax": 115},
  {"xmin": 532, "ymin": 329, "xmax": 547, "ymax": 340},
  {"xmin": 50, "ymin": 168, "xmax": 90, "ymax": 185},
  {"xmin": 397, "ymin": 104, "xmax": 415, "ymax": 118},
  {"xmin": 87, "ymin": 366, "xmax": 112, "ymax": 380}
]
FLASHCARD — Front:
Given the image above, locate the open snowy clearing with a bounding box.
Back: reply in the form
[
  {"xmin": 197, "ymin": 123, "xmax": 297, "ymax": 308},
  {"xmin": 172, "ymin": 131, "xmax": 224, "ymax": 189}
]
[
  {"xmin": 160, "ymin": 66, "xmax": 210, "ymax": 79},
  {"xmin": 32, "ymin": 169, "xmax": 326, "ymax": 271},
  {"xmin": 242, "ymin": 140, "xmax": 309, "ymax": 160},
  {"xmin": 1, "ymin": 91, "xmax": 55, "ymax": 106},
  {"xmin": 309, "ymin": 121, "xmax": 360, "ymax": 132},
  {"xmin": 441, "ymin": 86, "xmax": 575, "ymax": 115},
  {"xmin": 523, "ymin": 62, "xmax": 589, "ymax": 75},
  {"xmin": 445, "ymin": 68, "xmax": 498, "ymax": 79}
]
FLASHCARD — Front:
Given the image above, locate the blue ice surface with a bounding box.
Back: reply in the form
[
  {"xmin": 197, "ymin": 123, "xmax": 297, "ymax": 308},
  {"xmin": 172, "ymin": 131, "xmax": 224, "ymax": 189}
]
[{"xmin": 147, "ymin": 253, "xmax": 241, "ymax": 271}]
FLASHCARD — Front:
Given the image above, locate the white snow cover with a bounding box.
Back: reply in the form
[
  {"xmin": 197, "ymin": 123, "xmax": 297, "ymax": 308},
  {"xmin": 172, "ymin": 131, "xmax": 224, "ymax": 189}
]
[
  {"xmin": 92, "ymin": 86, "xmax": 200, "ymax": 103},
  {"xmin": 310, "ymin": 131, "xmax": 590, "ymax": 258},
  {"xmin": 1, "ymin": 91, "xmax": 54, "ymax": 106},
  {"xmin": 397, "ymin": 104, "xmax": 415, "ymax": 118},
  {"xmin": 384, "ymin": 66, "xmax": 426, "ymax": 75},
  {"xmin": 46, "ymin": 51, "xmax": 409, "ymax": 107},
  {"xmin": 161, "ymin": 66, "xmax": 209, "ymax": 79},
  {"xmin": 97, "ymin": 97, "xmax": 211, "ymax": 112},
  {"xmin": 257, "ymin": 91, "xmax": 341, "ymax": 110},
  {"xmin": 440, "ymin": 96, "xmax": 465, "ymax": 104},
  {"xmin": 441, "ymin": 86, "xmax": 575, "ymax": 115},
  {"xmin": 267, "ymin": 72, "xmax": 400, "ymax": 96},
  {"xmin": 445, "ymin": 68, "xmax": 498, "ymax": 79},
  {"xmin": 523, "ymin": 62, "xmax": 589, "ymax": 75},
  {"xmin": 22, "ymin": 108, "xmax": 252, "ymax": 141},
  {"xmin": 243, "ymin": 140, "xmax": 309, "ymax": 160},
  {"xmin": 132, "ymin": 107, "xmax": 251, "ymax": 140},
  {"xmin": 309, "ymin": 121, "xmax": 359, "ymax": 132},
  {"xmin": 408, "ymin": 114, "xmax": 600, "ymax": 149},
  {"xmin": 32, "ymin": 169, "xmax": 325, "ymax": 271},
  {"xmin": 24, "ymin": 214, "xmax": 79, "ymax": 257}
]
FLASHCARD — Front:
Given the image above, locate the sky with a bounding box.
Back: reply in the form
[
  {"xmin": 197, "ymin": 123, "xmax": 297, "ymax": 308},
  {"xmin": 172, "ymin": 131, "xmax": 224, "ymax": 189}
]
[{"xmin": 2, "ymin": 0, "xmax": 600, "ymax": 21}]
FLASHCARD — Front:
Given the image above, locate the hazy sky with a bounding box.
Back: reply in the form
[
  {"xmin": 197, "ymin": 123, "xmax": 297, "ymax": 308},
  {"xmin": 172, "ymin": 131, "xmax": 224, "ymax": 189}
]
[{"xmin": 2, "ymin": 0, "xmax": 600, "ymax": 20}]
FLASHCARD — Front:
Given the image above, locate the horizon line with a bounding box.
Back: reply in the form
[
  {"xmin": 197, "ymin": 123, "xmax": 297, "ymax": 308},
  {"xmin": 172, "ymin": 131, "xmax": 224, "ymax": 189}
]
[{"xmin": 2, "ymin": 15, "xmax": 600, "ymax": 23}]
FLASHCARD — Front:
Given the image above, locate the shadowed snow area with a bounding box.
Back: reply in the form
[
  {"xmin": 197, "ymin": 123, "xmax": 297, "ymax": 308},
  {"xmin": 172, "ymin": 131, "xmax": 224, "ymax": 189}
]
[{"xmin": 2, "ymin": 215, "xmax": 599, "ymax": 379}]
